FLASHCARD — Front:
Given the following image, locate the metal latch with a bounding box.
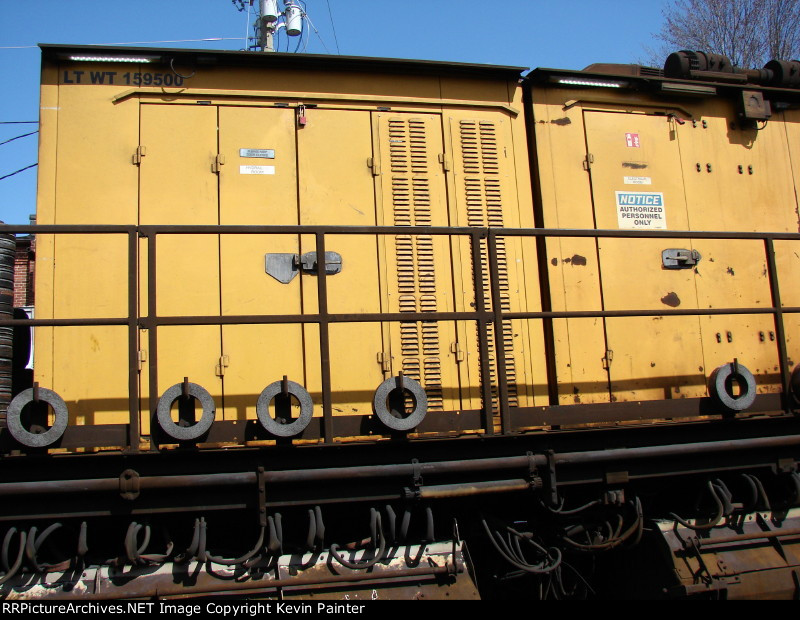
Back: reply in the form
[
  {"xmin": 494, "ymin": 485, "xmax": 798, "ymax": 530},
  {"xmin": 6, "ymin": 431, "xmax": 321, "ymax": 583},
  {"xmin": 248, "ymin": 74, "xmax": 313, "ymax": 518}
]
[
  {"xmin": 662, "ymin": 248, "xmax": 702, "ymax": 269},
  {"xmin": 265, "ymin": 251, "xmax": 343, "ymax": 284}
]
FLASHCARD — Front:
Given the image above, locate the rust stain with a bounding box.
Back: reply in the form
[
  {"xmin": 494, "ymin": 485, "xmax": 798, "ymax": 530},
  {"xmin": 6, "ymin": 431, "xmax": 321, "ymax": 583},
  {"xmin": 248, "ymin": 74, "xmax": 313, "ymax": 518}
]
[
  {"xmin": 564, "ymin": 254, "xmax": 587, "ymax": 266},
  {"xmin": 727, "ymin": 267, "xmax": 735, "ymax": 276},
  {"xmin": 551, "ymin": 258, "xmax": 558, "ymax": 266},
  {"xmin": 661, "ymin": 292, "xmax": 681, "ymax": 307}
]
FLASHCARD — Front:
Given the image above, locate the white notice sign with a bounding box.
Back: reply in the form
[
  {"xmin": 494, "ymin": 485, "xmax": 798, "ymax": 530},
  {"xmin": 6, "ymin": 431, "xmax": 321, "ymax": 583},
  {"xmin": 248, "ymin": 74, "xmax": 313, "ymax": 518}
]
[
  {"xmin": 624, "ymin": 176, "xmax": 652, "ymax": 185},
  {"xmin": 615, "ymin": 191, "xmax": 667, "ymax": 230},
  {"xmin": 240, "ymin": 165, "xmax": 275, "ymax": 175}
]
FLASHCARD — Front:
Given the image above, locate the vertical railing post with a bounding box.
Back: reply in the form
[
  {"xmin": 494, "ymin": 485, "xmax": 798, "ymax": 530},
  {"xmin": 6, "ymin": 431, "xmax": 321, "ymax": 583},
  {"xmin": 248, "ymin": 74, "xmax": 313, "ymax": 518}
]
[
  {"xmin": 316, "ymin": 232, "xmax": 333, "ymax": 443},
  {"xmin": 487, "ymin": 230, "xmax": 511, "ymax": 434},
  {"xmin": 470, "ymin": 230, "xmax": 494, "ymax": 435},
  {"xmin": 146, "ymin": 230, "xmax": 159, "ymax": 449},
  {"xmin": 764, "ymin": 237, "xmax": 792, "ymax": 411},
  {"xmin": 127, "ymin": 229, "xmax": 140, "ymax": 451}
]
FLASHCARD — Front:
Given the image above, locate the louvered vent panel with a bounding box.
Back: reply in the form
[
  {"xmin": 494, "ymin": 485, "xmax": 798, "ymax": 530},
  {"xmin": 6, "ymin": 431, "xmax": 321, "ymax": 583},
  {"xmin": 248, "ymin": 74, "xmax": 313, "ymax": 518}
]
[
  {"xmin": 459, "ymin": 119, "xmax": 518, "ymax": 411},
  {"xmin": 388, "ymin": 118, "xmax": 443, "ymax": 411}
]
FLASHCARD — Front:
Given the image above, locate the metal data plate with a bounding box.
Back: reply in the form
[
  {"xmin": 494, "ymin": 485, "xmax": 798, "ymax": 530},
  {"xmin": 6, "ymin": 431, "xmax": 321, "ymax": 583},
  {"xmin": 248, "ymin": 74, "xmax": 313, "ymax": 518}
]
[{"xmin": 240, "ymin": 148, "xmax": 275, "ymax": 159}]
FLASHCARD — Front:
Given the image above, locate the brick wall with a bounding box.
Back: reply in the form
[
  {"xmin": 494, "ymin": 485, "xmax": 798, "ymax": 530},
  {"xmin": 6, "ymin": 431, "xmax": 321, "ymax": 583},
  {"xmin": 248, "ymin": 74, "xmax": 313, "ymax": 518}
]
[{"xmin": 13, "ymin": 237, "xmax": 34, "ymax": 308}]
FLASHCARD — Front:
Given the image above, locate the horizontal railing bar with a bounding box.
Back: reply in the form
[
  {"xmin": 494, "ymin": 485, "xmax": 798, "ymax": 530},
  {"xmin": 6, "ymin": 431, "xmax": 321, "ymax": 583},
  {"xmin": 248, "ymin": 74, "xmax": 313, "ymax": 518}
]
[
  {"xmin": 4, "ymin": 223, "xmax": 800, "ymax": 241},
  {"xmin": 0, "ymin": 318, "xmax": 130, "ymax": 327},
  {"xmin": 0, "ymin": 225, "xmax": 136, "ymax": 234},
  {"xmin": 5, "ymin": 306, "xmax": 800, "ymax": 328}
]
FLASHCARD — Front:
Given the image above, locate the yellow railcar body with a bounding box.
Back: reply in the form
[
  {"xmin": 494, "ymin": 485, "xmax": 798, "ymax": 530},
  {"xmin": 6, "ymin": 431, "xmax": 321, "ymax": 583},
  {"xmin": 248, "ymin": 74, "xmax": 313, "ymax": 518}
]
[{"xmin": 34, "ymin": 47, "xmax": 545, "ymax": 445}]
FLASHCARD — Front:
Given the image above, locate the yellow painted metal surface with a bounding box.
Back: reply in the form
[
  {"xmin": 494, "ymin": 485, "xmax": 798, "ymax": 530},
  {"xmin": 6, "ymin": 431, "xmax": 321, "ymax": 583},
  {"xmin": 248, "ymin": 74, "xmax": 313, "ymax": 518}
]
[
  {"xmin": 776, "ymin": 109, "xmax": 800, "ymax": 376},
  {"xmin": 530, "ymin": 84, "xmax": 800, "ymax": 408},
  {"xmin": 138, "ymin": 104, "xmax": 222, "ymax": 435},
  {"xmin": 35, "ymin": 65, "xmax": 138, "ymax": 426},
  {"xmin": 218, "ymin": 106, "xmax": 302, "ymax": 423},
  {"xmin": 529, "ymin": 92, "xmax": 610, "ymax": 405},
  {"xmin": 675, "ymin": 104, "xmax": 797, "ymax": 394},
  {"xmin": 35, "ymin": 51, "xmax": 538, "ymax": 447},
  {"xmin": 583, "ymin": 110, "xmax": 705, "ymax": 401},
  {"xmin": 373, "ymin": 112, "xmax": 459, "ymax": 415},
  {"xmin": 296, "ymin": 108, "xmax": 384, "ymax": 422},
  {"xmin": 445, "ymin": 110, "xmax": 542, "ymax": 418}
]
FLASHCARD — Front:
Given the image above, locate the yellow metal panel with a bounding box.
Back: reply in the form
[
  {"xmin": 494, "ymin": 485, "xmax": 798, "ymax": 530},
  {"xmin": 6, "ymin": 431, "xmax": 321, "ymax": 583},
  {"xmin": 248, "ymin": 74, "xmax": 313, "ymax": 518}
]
[
  {"xmin": 52, "ymin": 327, "xmax": 130, "ymax": 426},
  {"xmin": 139, "ymin": 104, "xmax": 222, "ymax": 425},
  {"xmin": 33, "ymin": 64, "xmax": 60, "ymax": 398},
  {"xmin": 173, "ymin": 66, "xmax": 443, "ymax": 104},
  {"xmin": 139, "ymin": 104, "xmax": 220, "ymax": 314},
  {"xmin": 528, "ymin": 92, "xmax": 608, "ymax": 404},
  {"xmin": 583, "ymin": 110, "xmax": 706, "ymax": 401},
  {"xmin": 218, "ymin": 106, "xmax": 303, "ymax": 421},
  {"xmin": 504, "ymin": 83, "xmax": 549, "ymax": 407},
  {"xmin": 45, "ymin": 69, "xmax": 139, "ymax": 425},
  {"xmin": 677, "ymin": 105, "xmax": 797, "ymax": 233},
  {"xmin": 297, "ymin": 108, "xmax": 384, "ymax": 418},
  {"xmin": 439, "ymin": 77, "xmax": 516, "ymax": 107},
  {"xmin": 785, "ymin": 110, "xmax": 800, "ymax": 230},
  {"xmin": 776, "ymin": 110, "xmax": 800, "ymax": 379},
  {"xmin": 372, "ymin": 112, "xmax": 460, "ymax": 414},
  {"xmin": 446, "ymin": 111, "xmax": 537, "ymax": 420},
  {"xmin": 675, "ymin": 104, "xmax": 797, "ymax": 393}
]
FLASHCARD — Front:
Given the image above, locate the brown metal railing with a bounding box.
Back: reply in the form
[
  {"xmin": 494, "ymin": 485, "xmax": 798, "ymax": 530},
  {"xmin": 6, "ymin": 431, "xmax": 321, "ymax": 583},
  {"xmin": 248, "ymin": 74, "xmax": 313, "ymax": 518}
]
[{"xmin": 0, "ymin": 223, "xmax": 798, "ymax": 452}]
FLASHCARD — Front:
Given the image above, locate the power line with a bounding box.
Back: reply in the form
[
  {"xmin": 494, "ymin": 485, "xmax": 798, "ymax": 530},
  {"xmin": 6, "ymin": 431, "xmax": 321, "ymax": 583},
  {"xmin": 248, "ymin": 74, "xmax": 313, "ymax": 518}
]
[
  {"xmin": 0, "ymin": 131, "xmax": 38, "ymax": 147},
  {"xmin": 304, "ymin": 13, "xmax": 331, "ymax": 54},
  {"xmin": 0, "ymin": 164, "xmax": 37, "ymax": 182},
  {"xmin": 0, "ymin": 122, "xmax": 38, "ymax": 125},
  {"xmin": 326, "ymin": 0, "xmax": 341, "ymax": 54}
]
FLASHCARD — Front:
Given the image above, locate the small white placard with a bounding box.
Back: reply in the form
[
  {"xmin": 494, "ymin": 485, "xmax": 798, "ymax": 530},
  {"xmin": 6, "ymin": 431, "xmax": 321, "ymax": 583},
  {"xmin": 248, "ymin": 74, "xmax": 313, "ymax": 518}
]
[
  {"xmin": 240, "ymin": 165, "xmax": 275, "ymax": 175},
  {"xmin": 624, "ymin": 176, "xmax": 652, "ymax": 185},
  {"xmin": 615, "ymin": 191, "xmax": 667, "ymax": 230}
]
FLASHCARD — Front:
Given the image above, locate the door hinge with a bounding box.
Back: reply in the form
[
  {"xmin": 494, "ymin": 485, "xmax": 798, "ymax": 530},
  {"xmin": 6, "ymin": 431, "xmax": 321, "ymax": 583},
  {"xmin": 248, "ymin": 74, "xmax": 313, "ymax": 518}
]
[
  {"xmin": 438, "ymin": 153, "xmax": 452, "ymax": 172},
  {"xmin": 215, "ymin": 355, "xmax": 230, "ymax": 377},
  {"xmin": 132, "ymin": 145, "xmax": 147, "ymax": 165},
  {"xmin": 582, "ymin": 153, "xmax": 594, "ymax": 171},
  {"xmin": 602, "ymin": 349, "xmax": 614, "ymax": 370},
  {"xmin": 367, "ymin": 157, "xmax": 381, "ymax": 176},
  {"xmin": 212, "ymin": 153, "xmax": 226, "ymax": 174},
  {"xmin": 377, "ymin": 352, "xmax": 391, "ymax": 373},
  {"xmin": 450, "ymin": 342, "xmax": 465, "ymax": 362},
  {"xmin": 137, "ymin": 349, "xmax": 147, "ymax": 371}
]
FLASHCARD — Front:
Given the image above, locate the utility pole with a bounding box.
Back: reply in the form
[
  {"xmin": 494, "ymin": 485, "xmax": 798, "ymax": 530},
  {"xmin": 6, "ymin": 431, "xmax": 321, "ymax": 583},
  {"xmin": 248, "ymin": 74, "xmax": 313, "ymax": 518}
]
[
  {"xmin": 232, "ymin": 0, "xmax": 307, "ymax": 53},
  {"xmin": 258, "ymin": 0, "xmax": 280, "ymax": 52}
]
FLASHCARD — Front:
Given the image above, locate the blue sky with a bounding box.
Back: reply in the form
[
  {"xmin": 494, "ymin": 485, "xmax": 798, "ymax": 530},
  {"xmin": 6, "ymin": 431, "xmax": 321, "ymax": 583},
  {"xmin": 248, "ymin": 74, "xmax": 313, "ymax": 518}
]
[{"xmin": 0, "ymin": 1, "xmax": 668, "ymax": 225}]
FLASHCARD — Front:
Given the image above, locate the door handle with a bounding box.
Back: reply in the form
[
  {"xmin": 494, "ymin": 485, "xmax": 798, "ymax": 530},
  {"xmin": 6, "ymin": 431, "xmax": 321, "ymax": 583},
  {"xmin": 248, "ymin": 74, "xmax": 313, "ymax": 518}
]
[
  {"xmin": 265, "ymin": 251, "xmax": 343, "ymax": 283},
  {"xmin": 662, "ymin": 248, "xmax": 701, "ymax": 269}
]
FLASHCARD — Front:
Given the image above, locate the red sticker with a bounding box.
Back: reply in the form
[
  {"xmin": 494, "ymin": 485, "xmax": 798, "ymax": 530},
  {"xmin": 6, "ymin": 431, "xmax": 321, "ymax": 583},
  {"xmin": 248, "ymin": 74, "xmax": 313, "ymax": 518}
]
[{"xmin": 625, "ymin": 133, "xmax": 641, "ymax": 148}]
